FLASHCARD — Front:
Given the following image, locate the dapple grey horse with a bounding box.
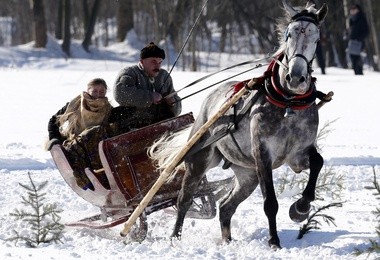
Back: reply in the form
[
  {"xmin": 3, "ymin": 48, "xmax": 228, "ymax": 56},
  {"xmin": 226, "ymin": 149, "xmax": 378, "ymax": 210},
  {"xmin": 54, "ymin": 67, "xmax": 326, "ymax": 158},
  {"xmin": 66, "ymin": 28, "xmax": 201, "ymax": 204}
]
[{"xmin": 153, "ymin": 1, "xmax": 328, "ymax": 249}]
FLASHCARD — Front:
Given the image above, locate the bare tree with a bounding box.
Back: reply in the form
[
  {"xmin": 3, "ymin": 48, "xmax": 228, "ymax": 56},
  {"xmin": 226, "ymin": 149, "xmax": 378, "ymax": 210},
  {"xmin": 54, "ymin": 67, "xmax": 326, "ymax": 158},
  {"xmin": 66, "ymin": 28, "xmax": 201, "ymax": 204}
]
[
  {"xmin": 364, "ymin": 0, "xmax": 379, "ymax": 71},
  {"xmin": 82, "ymin": 0, "xmax": 100, "ymax": 52},
  {"xmin": 166, "ymin": 0, "xmax": 192, "ymax": 51},
  {"xmin": 116, "ymin": 0, "xmax": 133, "ymax": 42},
  {"xmin": 55, "ymin": 0, "xmax": 63, "ymax": 40},
  {"xmin": 61, "ymin": 0, "xmax": 71, "ymax": 56},
  {"xmin": 30, "ymin": 0, "xmax": 47, "ymax": 48},
  {"xmin": 1, "ymin": 0, "xmax": 379, "ymax": 72}
]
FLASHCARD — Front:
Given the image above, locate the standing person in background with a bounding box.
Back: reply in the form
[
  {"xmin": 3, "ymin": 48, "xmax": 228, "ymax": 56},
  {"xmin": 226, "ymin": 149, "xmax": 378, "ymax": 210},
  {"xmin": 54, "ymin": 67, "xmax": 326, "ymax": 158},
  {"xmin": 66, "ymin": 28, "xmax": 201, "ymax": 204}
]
[
  {"xmin": 347, "ymin": 4, "xmax": 369, "ymax": 75},
  {"xmin": 113, "ymin": 42, "xmax": 182, "ymax": 128}
]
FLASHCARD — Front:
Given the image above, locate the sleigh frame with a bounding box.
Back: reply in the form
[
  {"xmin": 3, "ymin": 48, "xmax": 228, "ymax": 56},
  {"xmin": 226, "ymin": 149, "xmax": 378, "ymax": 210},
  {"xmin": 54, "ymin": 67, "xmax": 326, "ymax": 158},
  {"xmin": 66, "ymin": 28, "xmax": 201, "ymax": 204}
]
[{"xmin": 50, "ymin": 113, "xmax": 233, "ymax": 239}]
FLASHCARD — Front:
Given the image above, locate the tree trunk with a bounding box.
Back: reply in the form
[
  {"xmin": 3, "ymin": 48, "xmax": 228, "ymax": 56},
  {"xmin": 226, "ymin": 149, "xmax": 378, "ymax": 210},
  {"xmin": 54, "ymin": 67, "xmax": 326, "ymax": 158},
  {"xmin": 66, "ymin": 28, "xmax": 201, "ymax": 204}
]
[
  {"xmin": 30, "ymin": 0, "xmax": 47, "ymax": 48},
  {"xmin": 61, "ymin": 0, "xmax": 71, "ymax": 56},
  {"xmin": 82, "ymin": 0, "xmax": 90, "ymax": 32},
  {"xmin": 166, "ymin": 0, "xmax": 191, "ymax": 51},
  {"xmin": 116, "ymin": 0, "xmax": 133, "ymax": 42},
  {"xmin": 82, "ymin": 0, "xmax": 100, "ymax": 52},
  {"xmin": 55, "ymin": 0, "xmax": 63, "ymax": 40},
  {"xmin": 365, "ymin": 0, "xmax": 379, "ymax": 71}
]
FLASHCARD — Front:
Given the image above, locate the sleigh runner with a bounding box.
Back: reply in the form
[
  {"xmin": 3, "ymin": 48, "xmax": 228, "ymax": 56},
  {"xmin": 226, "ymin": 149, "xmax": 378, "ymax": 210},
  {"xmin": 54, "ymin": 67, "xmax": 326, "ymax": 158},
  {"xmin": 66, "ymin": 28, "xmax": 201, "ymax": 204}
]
[{"xmin": 50, "ymin": 112, "xmax": 233, "ymax": 237}]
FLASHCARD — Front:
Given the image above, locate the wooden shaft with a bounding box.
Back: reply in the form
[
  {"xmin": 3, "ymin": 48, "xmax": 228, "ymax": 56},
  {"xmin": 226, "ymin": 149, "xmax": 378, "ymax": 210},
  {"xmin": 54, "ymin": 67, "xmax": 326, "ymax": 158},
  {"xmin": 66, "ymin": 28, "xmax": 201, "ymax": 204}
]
[
  {"xmin": 119, "ymin": 78, "xmax": 257, "ymax": 237},
  {"xmin": 317, "ymin": 91, "xmax": 334, "ymax": 110}
]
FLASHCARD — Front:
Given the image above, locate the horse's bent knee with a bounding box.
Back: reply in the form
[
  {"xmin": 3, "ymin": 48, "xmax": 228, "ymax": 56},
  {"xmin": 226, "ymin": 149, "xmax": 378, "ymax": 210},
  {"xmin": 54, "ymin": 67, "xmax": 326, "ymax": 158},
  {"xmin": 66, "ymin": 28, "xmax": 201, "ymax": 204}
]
[{"xmin": 310, "ymin": 148, "xmax": 324, "ymax": 170}]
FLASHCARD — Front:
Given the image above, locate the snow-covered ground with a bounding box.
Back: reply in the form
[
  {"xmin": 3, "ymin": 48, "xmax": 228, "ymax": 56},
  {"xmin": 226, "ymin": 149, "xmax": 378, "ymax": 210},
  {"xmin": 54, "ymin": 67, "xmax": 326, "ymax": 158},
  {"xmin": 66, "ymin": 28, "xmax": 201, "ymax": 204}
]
[{"xmin": 0, "ymin": 36, "xmax": 379, "ymax": 259}]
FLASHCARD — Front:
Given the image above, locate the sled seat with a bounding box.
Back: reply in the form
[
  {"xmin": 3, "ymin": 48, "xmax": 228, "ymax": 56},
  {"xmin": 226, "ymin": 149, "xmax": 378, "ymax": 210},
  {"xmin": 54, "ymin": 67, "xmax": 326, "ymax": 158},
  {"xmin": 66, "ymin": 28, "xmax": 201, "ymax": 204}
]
[{"xmin": 99, "ymin": 113, "xmax": 195, "ymax": 206}]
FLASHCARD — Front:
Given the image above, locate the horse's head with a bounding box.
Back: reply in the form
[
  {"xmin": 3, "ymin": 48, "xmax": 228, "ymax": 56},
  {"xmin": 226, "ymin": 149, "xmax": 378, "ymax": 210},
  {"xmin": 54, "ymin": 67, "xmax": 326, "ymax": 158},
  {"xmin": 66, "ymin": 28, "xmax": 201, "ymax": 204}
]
[{"xmin": 279, "ymin": 1, "xmax": 328, "ymax": 95}]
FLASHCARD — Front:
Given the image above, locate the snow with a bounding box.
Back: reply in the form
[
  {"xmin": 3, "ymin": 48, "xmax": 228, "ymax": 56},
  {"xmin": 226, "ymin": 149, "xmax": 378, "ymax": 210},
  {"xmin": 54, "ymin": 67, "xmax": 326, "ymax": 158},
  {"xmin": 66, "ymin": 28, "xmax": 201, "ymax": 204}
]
[{"xmin": 0, "ymin": 36, "xmax": 380, "ymax": 259}]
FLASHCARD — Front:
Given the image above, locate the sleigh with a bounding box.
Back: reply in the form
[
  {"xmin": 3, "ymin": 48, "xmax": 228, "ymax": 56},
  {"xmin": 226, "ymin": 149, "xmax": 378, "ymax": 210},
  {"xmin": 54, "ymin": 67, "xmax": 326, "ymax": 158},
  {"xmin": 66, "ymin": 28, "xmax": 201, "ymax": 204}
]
[{"xmin": 50, "ymin": 113, "xmax": 233, "ymax": 239}]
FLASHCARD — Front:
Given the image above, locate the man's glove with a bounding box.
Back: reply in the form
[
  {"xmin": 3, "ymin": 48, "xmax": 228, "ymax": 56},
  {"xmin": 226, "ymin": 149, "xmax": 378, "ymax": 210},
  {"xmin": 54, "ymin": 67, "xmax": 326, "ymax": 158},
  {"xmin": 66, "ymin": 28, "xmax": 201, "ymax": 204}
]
[
  {"xmin": 151, "ymin": 92, "xmax": 162, "ymax": 104},
  {"xmin": 45, "ymin": 138, "xmax": 61, "ymax": 151}
]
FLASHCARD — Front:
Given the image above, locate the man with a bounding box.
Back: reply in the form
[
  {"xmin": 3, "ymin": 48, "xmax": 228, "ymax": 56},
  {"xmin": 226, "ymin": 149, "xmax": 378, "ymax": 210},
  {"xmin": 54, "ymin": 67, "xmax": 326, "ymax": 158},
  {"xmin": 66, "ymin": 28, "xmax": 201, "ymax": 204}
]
[{"xmin": 113, "ymin": 42, "xmax": 182, "ymax": 128}]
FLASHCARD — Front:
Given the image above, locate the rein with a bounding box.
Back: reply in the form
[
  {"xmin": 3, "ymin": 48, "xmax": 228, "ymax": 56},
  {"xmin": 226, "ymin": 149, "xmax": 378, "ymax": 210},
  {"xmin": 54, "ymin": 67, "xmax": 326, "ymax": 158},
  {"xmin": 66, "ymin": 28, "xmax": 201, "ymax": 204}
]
[
  {"xmin": 166, "ymin": 56, "xmax": 271, "ymax": 102},
  {"xmin": 178, "ymin": 62, "xmax": 268, "ymax": 101}
]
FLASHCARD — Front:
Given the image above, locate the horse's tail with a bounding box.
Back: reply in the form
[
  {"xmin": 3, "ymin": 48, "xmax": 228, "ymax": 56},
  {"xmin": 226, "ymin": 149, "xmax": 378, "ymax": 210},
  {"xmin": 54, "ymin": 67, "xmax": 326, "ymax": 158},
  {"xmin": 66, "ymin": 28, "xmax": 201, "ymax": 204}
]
[{"xmin": 148, "ymin": 125, "xmax": 192, "ymax": 182}]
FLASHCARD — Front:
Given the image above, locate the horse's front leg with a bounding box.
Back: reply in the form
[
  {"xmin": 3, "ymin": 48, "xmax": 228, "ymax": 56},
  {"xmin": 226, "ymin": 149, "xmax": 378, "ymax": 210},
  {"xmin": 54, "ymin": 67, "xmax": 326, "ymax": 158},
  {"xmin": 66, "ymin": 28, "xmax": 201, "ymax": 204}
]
[
  {"xmin": 255, "ymin": 148, "xmax": 281, "ymax": 249},
  {"xmin": 289, "ymin": 146, "xmax": 324, "ymax": 222}
]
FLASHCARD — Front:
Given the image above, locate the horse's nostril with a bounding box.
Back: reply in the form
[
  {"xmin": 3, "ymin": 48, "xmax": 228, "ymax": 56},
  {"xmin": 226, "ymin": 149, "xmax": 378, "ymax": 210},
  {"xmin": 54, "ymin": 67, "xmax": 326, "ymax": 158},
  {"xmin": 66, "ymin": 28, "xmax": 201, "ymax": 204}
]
[
  {"xmin": 285, "ymin": 74, "xmax": 291, "ymax": 82},
  {"xmin": 299, "ymin": 76, "xmax": 306, "ymax": 83}
]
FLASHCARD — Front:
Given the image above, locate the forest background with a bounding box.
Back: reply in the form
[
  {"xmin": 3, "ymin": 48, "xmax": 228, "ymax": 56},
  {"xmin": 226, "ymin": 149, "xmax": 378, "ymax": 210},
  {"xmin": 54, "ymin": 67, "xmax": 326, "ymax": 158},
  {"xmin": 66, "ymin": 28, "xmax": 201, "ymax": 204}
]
[{"xmin": 0, "ymin": 0, "xmax": 379, "ymax": 72}]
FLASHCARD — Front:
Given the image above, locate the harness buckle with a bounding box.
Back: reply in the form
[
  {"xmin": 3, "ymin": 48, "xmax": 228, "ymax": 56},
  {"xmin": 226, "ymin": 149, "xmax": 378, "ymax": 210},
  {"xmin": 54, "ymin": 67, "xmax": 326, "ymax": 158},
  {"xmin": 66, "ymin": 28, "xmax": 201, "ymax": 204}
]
[{"xmin": 284, "ymin": 107, "xmax": 296, "ymax": 118}]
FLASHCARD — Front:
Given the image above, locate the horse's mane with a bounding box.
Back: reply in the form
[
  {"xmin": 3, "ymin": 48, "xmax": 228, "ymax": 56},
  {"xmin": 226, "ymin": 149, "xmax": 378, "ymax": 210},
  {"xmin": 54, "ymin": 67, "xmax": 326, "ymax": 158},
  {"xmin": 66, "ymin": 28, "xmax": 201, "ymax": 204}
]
[{"xmin": 274, "ymin": 3, "xmax": 318, "ymax": 57}]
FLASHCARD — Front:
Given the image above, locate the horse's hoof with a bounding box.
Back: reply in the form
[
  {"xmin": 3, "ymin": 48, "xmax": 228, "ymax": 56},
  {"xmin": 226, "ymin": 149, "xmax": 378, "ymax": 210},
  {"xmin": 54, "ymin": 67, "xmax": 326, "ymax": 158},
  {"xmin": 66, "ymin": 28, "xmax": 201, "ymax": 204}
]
[
  {"xmin": 289, "ymin": 201, "xmax": 311, "ymax": 222},
  {"xmin": 268, "ymin": 238, "xmax": 282, "ymax": 250},
  {"xmin": 270, "ymin": 244, "xmax": 282, "ymax": 250},
  {"xmin": 170, "ymin": 233, "xmax": 181, "ymax": 241}
]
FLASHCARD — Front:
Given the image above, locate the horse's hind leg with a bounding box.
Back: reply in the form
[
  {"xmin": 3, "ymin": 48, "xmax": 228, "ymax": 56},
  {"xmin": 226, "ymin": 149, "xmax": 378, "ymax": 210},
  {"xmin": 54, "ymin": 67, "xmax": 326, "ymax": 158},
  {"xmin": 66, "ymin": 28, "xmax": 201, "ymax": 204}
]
[
  {"xmin": 289, "ymin": 146, "xmax": 324, "ymax": 222},
  {"xmin": 171, "ymin": 147, "xmax": 222, "ymax": 239},
  {"xmin": 219, "ymin": 165, "xmax": 259, "ymax": 243}
]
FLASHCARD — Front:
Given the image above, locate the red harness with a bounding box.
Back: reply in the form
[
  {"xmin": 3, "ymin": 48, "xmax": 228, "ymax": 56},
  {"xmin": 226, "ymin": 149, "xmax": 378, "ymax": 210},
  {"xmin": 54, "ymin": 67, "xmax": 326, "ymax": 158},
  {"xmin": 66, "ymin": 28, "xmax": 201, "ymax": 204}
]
[{"xmin": 232, "ymin": 55, "xmax": 317, "ymax": 110}]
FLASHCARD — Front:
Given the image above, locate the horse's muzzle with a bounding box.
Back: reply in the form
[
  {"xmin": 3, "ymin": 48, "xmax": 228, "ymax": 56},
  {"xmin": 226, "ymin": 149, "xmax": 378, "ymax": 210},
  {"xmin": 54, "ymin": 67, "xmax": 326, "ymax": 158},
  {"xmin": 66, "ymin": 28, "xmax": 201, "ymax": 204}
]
[{"xmin": 285, "ymin": 72, "xmax": 309, "ymax": 94}]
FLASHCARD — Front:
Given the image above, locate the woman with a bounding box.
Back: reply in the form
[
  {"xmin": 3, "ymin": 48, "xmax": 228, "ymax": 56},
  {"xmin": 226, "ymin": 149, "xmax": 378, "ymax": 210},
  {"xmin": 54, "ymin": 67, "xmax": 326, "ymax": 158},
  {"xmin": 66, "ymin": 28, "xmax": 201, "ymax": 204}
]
[
  {"xmin": 47, "ymin": 78, "xmax": 112, "ymax": 146},
  {"xmin": 46, "ymin": 78, "xmax": 113, "ymax": 190}
]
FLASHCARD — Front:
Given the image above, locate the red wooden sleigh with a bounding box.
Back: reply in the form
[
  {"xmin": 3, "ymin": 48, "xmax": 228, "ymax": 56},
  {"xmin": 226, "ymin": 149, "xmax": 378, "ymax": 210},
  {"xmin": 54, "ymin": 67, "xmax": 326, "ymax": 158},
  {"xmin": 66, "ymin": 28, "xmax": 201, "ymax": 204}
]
[{"xmin": 50, "ymin": 113, "xmax": 233, "ymax": 239}]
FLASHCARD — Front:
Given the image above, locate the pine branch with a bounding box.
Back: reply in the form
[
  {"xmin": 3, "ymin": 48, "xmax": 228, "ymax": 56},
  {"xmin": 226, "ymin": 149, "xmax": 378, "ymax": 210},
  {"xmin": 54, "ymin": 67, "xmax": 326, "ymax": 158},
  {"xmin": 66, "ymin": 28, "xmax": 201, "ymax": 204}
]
[
  {"xmin": 315, "ymin": 118, "xmax": 339, "ymax": 152},
  {"xmin": 7, "ymin": 172, "xmax": 64, "ymax": 247},
  {"xmin": 297, "ymin": 202, "xmax": 343, "ymax": 239},
  {"xmin": 278, "ymin": 166, "xmax": 344, "ymax": 201},
  {"xmin": 356, "ymin": 167, "xmax": 380, "ymax": 255}
]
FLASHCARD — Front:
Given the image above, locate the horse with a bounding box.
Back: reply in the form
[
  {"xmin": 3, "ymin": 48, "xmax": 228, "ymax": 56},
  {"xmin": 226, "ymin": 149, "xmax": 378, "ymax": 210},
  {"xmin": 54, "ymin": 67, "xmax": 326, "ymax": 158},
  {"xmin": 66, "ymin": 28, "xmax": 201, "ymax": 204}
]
[{"xmin": 150, "ymin": 0, "xmax": 328, "ymax": 249}]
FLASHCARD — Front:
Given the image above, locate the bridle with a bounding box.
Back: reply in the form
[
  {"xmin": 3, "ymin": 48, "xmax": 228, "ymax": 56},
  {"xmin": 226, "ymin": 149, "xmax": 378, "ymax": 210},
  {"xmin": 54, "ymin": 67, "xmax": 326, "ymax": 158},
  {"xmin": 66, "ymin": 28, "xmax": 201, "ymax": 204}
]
[{"xmin": 281, "ymin": 11, "xmax": 321, "ymax": 75}]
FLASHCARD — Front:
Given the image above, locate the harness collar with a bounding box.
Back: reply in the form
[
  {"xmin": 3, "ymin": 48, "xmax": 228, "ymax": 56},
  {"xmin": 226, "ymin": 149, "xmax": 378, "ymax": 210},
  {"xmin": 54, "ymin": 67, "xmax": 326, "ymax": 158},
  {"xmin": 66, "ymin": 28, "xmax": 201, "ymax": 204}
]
[{"xmin": 264, "ymin": 54, "xmax": 317, "ymax": 110}]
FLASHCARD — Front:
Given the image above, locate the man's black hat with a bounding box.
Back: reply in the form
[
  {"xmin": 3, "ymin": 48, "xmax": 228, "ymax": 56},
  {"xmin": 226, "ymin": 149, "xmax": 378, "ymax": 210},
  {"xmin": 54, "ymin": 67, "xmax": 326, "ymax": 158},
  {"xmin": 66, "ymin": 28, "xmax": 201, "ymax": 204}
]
[{"xmin": 140, "ymin": 42, "xmax": 165, "ymax": 60}]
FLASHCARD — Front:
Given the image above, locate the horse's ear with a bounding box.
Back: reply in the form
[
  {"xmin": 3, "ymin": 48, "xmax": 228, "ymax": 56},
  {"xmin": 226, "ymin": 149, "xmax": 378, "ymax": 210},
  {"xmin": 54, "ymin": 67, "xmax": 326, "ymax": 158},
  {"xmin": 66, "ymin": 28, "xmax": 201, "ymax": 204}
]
[
  {"xmin": 316, "ymin": 3, "xmax": 328, "ymax": 23},
  {"xmin": 305, "ymin": 1, "xmax": 315, "ymax": 9},
  {"xmin": 282, "ymin": 0, "xmax": 297, "ymax": 17}
]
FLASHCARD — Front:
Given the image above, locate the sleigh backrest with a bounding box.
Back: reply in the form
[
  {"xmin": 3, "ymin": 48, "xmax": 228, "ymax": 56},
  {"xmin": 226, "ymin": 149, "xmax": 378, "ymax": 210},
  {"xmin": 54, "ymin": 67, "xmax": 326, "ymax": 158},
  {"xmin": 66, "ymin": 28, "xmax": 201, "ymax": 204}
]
[{"xmin": 99, "ymin": 113, "xmax": 195, "ymax": 204}]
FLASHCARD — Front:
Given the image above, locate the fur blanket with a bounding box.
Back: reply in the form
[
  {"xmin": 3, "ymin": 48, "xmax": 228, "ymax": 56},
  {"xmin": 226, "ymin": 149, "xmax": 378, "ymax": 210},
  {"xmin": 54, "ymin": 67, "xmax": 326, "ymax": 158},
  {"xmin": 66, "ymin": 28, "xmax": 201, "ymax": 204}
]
[{"xmin": 58, "ymin": 92, "xmax": 112, "ymax": 140}]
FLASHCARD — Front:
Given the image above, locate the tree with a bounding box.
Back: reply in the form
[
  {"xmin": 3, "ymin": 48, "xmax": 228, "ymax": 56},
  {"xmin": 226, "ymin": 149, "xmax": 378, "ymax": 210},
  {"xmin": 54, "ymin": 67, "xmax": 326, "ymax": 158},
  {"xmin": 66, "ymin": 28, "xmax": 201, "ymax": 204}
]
[
  {"xmin": 116, "ymin": 0, "xmax": 134, "ymax": 42},
  {"xmin": 30, "ymin": 0, "xmax": 47, "ymax": 48},
  {"xmin": 364, "ymin": 0, "xmax": 379, "ymax": 71},
  {"xmin": 55, "ymin": 0, "xmax": 63, "ymax": 40},
  {"xmin": 7, "ymin": 172, "xmax": 64, "ymax": 248},
  {"xmin": 61, "ymin": 0, "xmax": 71, "ymax": 56},
  {"xmin": 1, "ymin": 0, "xmax": 379, "ymax": 72},
  {"xmin": 166, "ymin": 0, "xmax": 192, "ymax": 52},
  {"xmin": 82, "ymin": 0, "xmax": 100, "ymax": 52}
]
